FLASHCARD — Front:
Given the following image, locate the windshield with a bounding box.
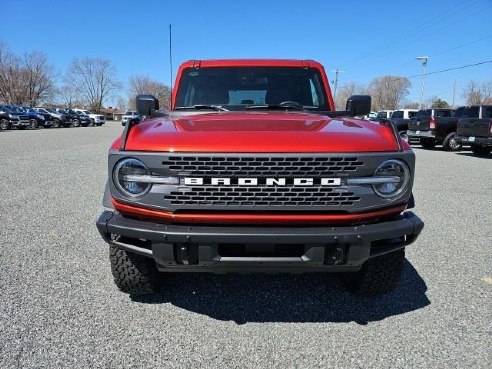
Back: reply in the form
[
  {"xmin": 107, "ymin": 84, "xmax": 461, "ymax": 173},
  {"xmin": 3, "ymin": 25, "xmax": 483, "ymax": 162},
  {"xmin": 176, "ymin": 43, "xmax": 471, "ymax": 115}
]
[
  {"xmin": 83, "ymin": 110, "xmax": 92, "ymax": 114},
  {"xmin": 175, "ymin": 66, "xmax": 330, "ymax": 111},
  {"xmin": 391, "ymin": 111, "xmax": 403, "ymax": 118},
  {"xmin": 376, "ymin": 111, "xmax": 389, "ymax": 118},
  {"xmin": 0, "ymin": 106, "xmax": 13, "ymax": 113}
]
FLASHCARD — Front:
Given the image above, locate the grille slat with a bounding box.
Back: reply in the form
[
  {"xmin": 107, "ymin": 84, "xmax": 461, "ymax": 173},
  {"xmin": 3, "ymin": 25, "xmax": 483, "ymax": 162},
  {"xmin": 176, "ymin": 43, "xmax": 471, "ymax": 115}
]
[{"xmin": 162, "ymin": 155, "xmax": 364, "ymax": 208}]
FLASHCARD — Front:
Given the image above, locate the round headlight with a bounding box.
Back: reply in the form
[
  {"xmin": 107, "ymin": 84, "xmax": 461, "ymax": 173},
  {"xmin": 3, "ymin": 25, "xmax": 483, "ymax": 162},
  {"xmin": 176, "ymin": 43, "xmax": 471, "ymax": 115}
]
[
  {"xmin": 113, "ymin": 158, "xmax": 151, "ymax": 197},
  {"xmin": 372, "ymin": 160, "xmax": 410, "ymax": 200}
]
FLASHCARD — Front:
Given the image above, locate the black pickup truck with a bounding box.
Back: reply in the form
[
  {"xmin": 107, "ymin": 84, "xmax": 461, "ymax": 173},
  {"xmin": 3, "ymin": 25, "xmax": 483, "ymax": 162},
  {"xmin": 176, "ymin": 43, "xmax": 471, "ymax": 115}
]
[
  {"xmin": 456, "ymin": 105, "xmax": 492, "ymax": 156},
  {"xmin": 407, "ymin": 108, "xmax": 462, "ymax": 150}
]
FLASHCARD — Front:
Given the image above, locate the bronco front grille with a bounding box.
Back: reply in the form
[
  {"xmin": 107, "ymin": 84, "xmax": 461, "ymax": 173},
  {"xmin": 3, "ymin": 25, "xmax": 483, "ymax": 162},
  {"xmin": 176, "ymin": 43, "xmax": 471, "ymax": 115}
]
[{"xmin": 162, "ymin": 156, "xmax": 364, "ymax": 176}]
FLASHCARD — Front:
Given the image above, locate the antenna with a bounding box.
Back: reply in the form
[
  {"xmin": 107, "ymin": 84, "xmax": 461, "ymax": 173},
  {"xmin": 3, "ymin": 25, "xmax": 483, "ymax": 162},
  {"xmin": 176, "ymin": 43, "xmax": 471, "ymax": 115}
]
[{"xmin": 169, "ymin": 24, "xmax": 173, "ymax": 109}]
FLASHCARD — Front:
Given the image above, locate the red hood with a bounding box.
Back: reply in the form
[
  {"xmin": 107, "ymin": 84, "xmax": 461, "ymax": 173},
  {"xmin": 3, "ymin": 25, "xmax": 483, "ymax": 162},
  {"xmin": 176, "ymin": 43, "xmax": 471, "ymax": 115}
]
[{"xmin": 114, "ymin": 112, "xmax": 400, "ymax": 153}]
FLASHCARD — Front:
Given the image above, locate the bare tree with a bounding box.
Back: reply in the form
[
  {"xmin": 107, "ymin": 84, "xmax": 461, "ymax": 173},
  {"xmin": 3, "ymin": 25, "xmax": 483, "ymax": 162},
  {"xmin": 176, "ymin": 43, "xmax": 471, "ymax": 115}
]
[
  {"xmin": 127, "ymin": 75, "xmax": 171, "ymax": 110},
  {"xmin": 367, "ymin": 76, "xmax": 411, "ymax": 110},
  {"xmin": 66, "ymin": 57, "xmax": 121, "ymax": 113},
  {"xmin": 334, "ymin": 81, "xmax": 362, "ymax": 110},
  {"xmin": 462, "ymin": 80, "xmax": 492, "ymax": 105},
  {"xmin": 0, "ymin": 42, "xmax": 20, "ymax": 103},
  {"xmin": 0, "ymin": 44, "xmax": 56, "ymax": 106}
]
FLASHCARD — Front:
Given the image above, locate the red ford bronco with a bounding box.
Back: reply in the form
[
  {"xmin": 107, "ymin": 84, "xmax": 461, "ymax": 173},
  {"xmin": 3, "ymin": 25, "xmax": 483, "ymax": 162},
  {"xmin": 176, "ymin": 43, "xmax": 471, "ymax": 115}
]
[{"xmin": 96, "ymin": 59, "xmax": 424, "ymax": 296}]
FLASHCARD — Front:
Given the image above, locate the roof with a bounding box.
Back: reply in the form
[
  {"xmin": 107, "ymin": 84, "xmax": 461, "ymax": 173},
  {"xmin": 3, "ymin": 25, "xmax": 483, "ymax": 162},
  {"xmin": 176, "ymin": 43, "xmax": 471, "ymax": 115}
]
[{"xmin": 180, "ymin": 59, "xmax": 325, "ymax": 69}]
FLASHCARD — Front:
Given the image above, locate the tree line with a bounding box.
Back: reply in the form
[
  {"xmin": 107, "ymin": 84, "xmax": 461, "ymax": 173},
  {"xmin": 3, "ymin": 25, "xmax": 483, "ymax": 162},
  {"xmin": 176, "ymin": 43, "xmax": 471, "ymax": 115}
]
[
  {"xmin": 335, "ymin": 76, "xmax": 492, "ymax": 111},
  {"xmin": 1, "ymin": 42, "xmax": 490, "ymax": 113}
]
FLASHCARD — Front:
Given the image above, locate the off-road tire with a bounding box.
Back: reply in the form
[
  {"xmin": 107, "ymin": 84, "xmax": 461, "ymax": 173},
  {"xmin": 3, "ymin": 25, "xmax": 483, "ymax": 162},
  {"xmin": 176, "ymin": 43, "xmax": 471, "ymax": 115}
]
[
  {"xmin": 443, "ymin": 132, "xmax": 461, "ymax": 151},
  {"xmin": 0, "ymin": 118, "xmax": 9, "ymax": 130},
  {"xmin": 471, "ymin": 144, "xmax": 492, "ymax": 157},
  {"xmin": 29, "ymin": 119, "xmax": 38, "ymax": 129},
  {"xmin": 420, "ymin": 138, "xmax": 436, "ymax": 149},
  {"xmin": 342, "ymin": 249, "xmax": 405, "ymax": 296},
  {"xmin": 53, "ymin": 119, "xmax": 61, "ymax": 128},
  {"xmin": 109, "ymin": 245, "xmax": 161, "ymax": 295}
]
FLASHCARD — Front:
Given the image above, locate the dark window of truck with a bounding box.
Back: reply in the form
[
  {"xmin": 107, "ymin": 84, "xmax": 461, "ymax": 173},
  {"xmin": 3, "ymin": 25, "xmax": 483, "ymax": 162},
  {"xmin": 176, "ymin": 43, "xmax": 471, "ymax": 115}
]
[
  {"xmin": 416, "ymin": 110, "xmax": 432, "ymax": 117},
  {"xmin": 176, "ymin": 67, "xmax": 330, "ymax": 111},
  {"xmin": 392, "ymin": 111, "xmax": 403, "ymax": 118},
  {"xmin": 455, "ymin": 106, "xmax": 479, "ymax": 118},
  {"xmin": 434, "ymin": 109, "xmax": 453, "ymax": 118},
  {"xmin": 482, "ymin": 106, "xmax": 492, "ymax": 119}
]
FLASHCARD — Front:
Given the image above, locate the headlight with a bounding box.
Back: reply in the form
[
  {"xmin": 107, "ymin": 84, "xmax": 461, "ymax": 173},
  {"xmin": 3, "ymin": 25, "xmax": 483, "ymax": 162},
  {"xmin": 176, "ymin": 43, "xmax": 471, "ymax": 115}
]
[
  {"xmin": 37, "ymin": 114, "xmax": 45, "ymax": 120},
  {"xmin": 8, "ymin": 114, "xmax": 15, "ymax": 119},
  {"xmin": 372, "ymin": 160, "xmax": 410, "ymax": 200},
  {"xmin": 113, "ymin": 158, "xmax": 151, "ymax": 197}
]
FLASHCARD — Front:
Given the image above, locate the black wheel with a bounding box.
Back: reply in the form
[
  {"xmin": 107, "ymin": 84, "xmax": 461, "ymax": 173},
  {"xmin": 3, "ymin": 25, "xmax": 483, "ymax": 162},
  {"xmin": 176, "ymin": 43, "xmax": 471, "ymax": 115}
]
[
  {"xmin": 443, "ymin": 132, "xmax": 461, "ymax": 151},
  {"xmin": 342, "ymin": 249, "xmax": 405, "ymax": 296},
  {"xmin": 53, "ymin": 119, "xmax": 61, "ymax": 128},
  {"xmin": 399, "ymin": 131, "xmax": 409, "ymax": 142},
  {"xmin": 471, "ymin": 144, "xmax": 492, "ymax": 157},
  {"xmin": 0, "ymin": 118, "xmax": 10, "ymax": 130},
  {"xmin": 72, "ymin": 119, "xmax": 80, "ymax": 128},
  {"xmin": 29, "ymin": 119, "xmax": 39, "ymax": 129},
  {"xmin": 89, "ymin": 118, "xmax": 95, "ymax": 127},
  {"xmin": 109, "ymin": 245, "xmax": 161, "ymax": 295},
  {"xmin": 420, "ymin": 138, "xmax": 436, "ymax": 149}
]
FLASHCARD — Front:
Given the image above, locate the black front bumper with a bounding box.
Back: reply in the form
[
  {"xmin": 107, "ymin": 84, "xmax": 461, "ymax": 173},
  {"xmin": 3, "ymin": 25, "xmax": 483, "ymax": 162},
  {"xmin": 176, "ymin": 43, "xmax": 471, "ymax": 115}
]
[
  {"xmin": 455, "ymin": 135, "xmax": 492, "ymax": 146},
  {"xmin": 96, "ymin": 211, "xmax": 424, "ymax": 273}
]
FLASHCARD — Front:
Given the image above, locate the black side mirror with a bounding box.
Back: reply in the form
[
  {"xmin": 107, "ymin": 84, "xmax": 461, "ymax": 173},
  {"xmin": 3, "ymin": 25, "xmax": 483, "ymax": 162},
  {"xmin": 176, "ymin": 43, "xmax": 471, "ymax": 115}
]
[
  {"xmin": 136, "ymin": 95, "xmax": 159, "ymax": 116},
  {"xmin": 345, "ymin": 95, "xmax": 371, "ymax": 116}
]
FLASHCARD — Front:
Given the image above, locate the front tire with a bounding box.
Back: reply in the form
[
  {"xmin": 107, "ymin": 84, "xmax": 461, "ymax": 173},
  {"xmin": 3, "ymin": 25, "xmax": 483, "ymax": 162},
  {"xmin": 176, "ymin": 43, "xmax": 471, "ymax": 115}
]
[
  {"xmin": 72, "ymin": 119, "xmax": 80, "ymax": 128},
  {"xmin": 109, "ymin": 245, "xmax": 161, "ymax": 295},
  {"xmin": 471, "ymin": 144, "xmax": 492, "ymax": 157},
  {"xmin": 342, "ymin": 249, "xmax": 405, "ymax": 296},
  {"xmin": 29, "ymin": 119, "xmax": 38, "ymax": 129},
  {"xmin": 443, "ymin": 132, "xmax": 461, "ymax": 151},
  {"xmin": 53, "ymin": 119, "xmax": 61, "ymax": 128},
  {"xmin": 0, "ymin": 118, "xmax": 10, "ymax": 130}
]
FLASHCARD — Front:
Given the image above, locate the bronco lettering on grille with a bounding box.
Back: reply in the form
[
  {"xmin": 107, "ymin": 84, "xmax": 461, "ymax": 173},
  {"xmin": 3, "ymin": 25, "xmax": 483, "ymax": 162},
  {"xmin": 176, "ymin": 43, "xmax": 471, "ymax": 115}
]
[{"xmin": 184, "ymin": 178, "xmax": 342, "ymax": 186}]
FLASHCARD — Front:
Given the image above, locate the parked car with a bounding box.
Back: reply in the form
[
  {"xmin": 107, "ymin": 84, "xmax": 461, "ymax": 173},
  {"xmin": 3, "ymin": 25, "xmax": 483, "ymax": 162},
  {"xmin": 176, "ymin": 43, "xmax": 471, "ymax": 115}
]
[
  {"xmin": 121, "ymin": 111, "xmax": 140, "ymax": 126},
  {"xmin": 407, "ymin": 108, "xmax": 461, "ymax": 150},
  {"xmin": 389, "ymin": 109, "xmax": 418, "ymax": 141},
  {"xmin": 370, "ymin": 110, "xmax": 394, "ymax": 122},
  {"xmin": 66, "ymin": 109, "xmax": 91, "ymax": 127},
  {"xmin": 455, "ymin": 105, "xmax": 492, "ymax": 156},
  {"xmin": 0, "ymin": 105, "xmax": 31, "ymax": 130},
  {"xmin": 34, "ymin": 107, "xmax": 68, "ymax": 128},
  {"xmin": 72, "ymin": 108, "xmax": 106, "ymax": 126},
  {"xmin": 54, "ymin": 108, "xmax": 90, "ymax": 127},
  {"xmin": 4, "ymin": 105, "xmax": 51, "ymax": 129}
]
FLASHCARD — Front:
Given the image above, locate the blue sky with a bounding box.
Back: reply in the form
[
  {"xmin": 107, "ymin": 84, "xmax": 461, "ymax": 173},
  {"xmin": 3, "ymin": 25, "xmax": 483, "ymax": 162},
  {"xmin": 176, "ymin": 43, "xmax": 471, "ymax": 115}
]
[{"xmin": 2, "ymin": 0, "xmax": 491, "ymax": 106}]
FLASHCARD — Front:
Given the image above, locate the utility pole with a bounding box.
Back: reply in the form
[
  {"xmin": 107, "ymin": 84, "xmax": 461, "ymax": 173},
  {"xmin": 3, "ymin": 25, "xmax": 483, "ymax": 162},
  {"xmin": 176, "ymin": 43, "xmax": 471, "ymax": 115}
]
[
  {"xmin": 331, "ymin": 68, "xmax": 345, "ymax": 109},
  {"xmin": 415, "ymin": 56, "xmax": 429, "ymax": 110},
  {"xmin": 169, "ymin": 24, "xmax": 173, "ymax": 109},
  {"xmin": 452, "ymin": 80, "xmax": 456, "ymax": 108}
]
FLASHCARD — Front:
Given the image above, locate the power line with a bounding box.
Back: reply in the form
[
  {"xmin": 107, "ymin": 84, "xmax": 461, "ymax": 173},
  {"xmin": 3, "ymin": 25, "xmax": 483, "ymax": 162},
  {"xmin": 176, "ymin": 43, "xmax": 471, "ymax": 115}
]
[{"xmin": 354, "ymin": 59, "xmax": 492, "ymax": 88}]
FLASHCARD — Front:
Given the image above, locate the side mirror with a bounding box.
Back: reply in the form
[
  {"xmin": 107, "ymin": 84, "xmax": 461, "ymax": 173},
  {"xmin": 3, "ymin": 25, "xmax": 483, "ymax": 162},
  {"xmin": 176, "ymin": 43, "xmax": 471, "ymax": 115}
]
[
  {"xmin": 136, "ymin": 95, "xmax": 159, "ymax": 116},
  {"xmin": 345, "ymin": 95, "xmax": 371, "ymax": 116}
]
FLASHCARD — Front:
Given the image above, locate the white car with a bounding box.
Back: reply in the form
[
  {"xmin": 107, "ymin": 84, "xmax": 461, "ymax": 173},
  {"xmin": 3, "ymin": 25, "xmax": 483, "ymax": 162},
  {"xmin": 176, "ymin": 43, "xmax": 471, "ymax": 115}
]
[
  {"xmin": 121, "ymin": 111, "xmax": 140, "ymax": 126},
  {"xmin": 73, "ymin": 109, "xmax": 106, "ymax": 126}
]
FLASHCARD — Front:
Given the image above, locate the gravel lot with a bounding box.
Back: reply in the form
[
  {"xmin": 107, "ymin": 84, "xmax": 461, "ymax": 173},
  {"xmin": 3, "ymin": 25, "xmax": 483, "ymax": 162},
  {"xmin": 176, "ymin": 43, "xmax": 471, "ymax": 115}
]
[{"xmin": 1, "ymin": 122, "xmax": 491, "ymax": 368}]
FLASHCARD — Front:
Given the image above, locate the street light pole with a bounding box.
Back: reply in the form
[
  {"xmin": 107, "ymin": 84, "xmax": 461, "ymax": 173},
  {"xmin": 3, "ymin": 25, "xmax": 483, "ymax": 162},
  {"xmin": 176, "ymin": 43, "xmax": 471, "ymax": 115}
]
[{"xmin": 415, "ymin": 56, "xmax": 428, "ymax": 110}]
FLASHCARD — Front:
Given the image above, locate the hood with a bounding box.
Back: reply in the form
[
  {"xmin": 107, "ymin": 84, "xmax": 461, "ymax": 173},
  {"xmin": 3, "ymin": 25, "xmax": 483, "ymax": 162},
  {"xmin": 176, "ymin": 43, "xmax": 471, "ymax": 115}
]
[{"xmin": 115, "ymin": 112, "xmax": 400, "ymax": 153}]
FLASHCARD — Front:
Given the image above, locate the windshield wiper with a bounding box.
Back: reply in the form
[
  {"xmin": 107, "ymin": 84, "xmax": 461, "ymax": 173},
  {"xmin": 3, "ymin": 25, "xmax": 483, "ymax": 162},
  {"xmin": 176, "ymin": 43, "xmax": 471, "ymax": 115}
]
[
  {"xmin": 246, "ymin": 101, "xmax": 307, "ymax": 111},
  {"xmin": 175, "ymin": 105, "xmax": 229, "ymax": 111}
]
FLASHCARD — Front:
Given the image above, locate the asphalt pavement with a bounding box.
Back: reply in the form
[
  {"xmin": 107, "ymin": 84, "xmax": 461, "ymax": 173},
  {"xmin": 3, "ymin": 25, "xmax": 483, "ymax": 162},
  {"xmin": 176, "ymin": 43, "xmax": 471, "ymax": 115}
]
[{"xmin": 0, "ymin": 122, "xmax": 491, "ymax": 368}]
